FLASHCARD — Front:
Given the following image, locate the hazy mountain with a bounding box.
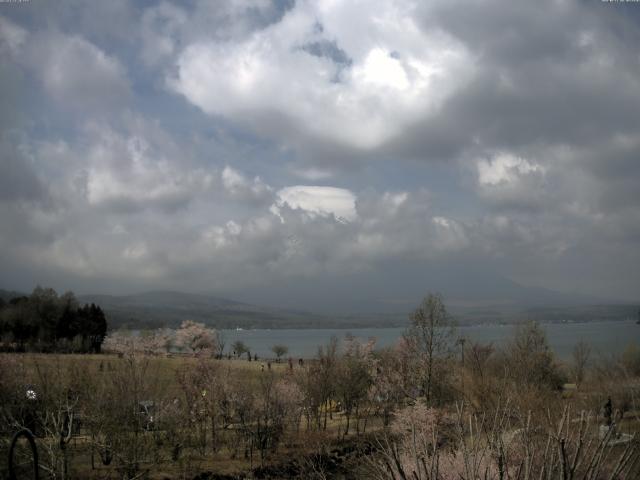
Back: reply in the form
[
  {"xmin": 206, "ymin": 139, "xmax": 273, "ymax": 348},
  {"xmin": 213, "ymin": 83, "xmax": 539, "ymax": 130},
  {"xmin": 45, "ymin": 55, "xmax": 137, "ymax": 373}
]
[
  {"xmin": 77, "ymin": 291, "xmax": 334, "ymax": 330},
  {"xmin": 0, "ymin": 289, "xmax": 24, "ymax": 302},
  {"xmin": 80, "ymin": 290, "xmax": 245, "ymax": 311},
  {"xmin": 3, "ymin": 276, "xmax": 636, "ymax": 330},
  {"xmin": 78, "ymin": 284, "xmax": 636, "ymax": 331},
  {"xmin": 226, "ymin": 261, "xmax": 617, "ymax": 316}
]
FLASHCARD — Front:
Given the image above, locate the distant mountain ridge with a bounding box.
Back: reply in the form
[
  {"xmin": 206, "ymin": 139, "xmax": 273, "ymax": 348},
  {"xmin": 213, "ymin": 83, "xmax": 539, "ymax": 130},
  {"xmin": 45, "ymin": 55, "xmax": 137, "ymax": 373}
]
[
  {"xmin": 77, "ymin": 290, "xmax": 335, "ymax": 330},
  {"xmin": 2, "ymin": 287, "xmax": 636, "ymax": 330},
  {"xmin": 224, "ymin": 261, "xmax": 626, "ymax": 315},
  {"xmin": 76, "ymin": 289, "xmax": 640, "ymax": 330},
  {"xmin": 0, "ymin": 289, "xmax": 25, "ymax": 302},
  {"xmin": 80, "ymin": 290, "xmax": 245, "ymax": 310}
]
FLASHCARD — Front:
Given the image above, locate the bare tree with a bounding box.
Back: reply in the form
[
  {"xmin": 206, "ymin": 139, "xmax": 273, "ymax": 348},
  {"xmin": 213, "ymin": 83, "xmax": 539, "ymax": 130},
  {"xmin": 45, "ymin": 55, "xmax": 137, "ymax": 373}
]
[
  {"xmin": 622, "ymin": 342, "xmax": 640, "ymax": 376},
  {"xmin": 317, "ymin": 336, "xmax": 339, "ymax": 431},
  {"xmin": 85, "ymin": 353, "xmax": 166, "ymax": 479},
  {"xmin": 370, "ymin": 348, "xmax": 406, "ymax": 427},
  {"xmin": 369, "ymin": 401, "xmax": 640, "ymax": 480},
  {"xmin": 335, "ymin": 337, "xmax": 374, "ymax": 436},
  {"xmin": 508, "ymin": 321, "xmax": 564, "ymax": 391},
  {"xmin": 232, "ymin": 371, "xmax": 289, "ymax": 467},
  {"xmin": 271, "ymin": 344, "xmax": 289, "ymax": 362},
  {"xmin": 295, "ymin": 362, "xmax": 326, "ymax": 431},
  {"xmin": 28, "ymin": 358, "xmax": 88, "ymax": 480},
  {"xmin": 404, "ymin": 293, "xmax": 455, "ymax": 405},
  {"xmin": 232, "ymin": 340, "xmax": 249, "ymax": 358},
  {"xmin": 571, "ymin": 340, "xmax": 591, "ymax": 387}
]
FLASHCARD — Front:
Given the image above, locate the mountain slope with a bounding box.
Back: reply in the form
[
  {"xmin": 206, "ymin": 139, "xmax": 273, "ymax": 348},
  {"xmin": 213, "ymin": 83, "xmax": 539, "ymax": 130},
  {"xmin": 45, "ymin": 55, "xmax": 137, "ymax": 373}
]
[
  {"xmin": 0, "ymin": 289, "xmax": 25, "ymax": 302},
  {"xmin": 228, "ymin": 261, "xmax": 617, "ymax": 315},
  {"xmin": 78, "ymin": 291, "xmax": 334, "ymax": 330},
  {"xmin": 4, "ymin": 277, "xmax": 634, "ymax": 330}
]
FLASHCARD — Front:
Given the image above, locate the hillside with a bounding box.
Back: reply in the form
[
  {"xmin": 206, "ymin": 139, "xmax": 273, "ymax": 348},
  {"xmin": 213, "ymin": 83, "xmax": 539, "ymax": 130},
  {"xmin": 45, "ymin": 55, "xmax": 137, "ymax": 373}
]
[
  {"xmin": 0, "ymin": 289, "xmax": 25, "ymax": 302},
  {"xmin": 2, "ymin": 287, "xmax": 636, "ymax": 330},
  {"xmin": 78, "ymin": 291, "xmax": 339, "ymax": 330},
  {"xmin": 80, "ymin": 290, "xmax": 638, "ymax": 331}
]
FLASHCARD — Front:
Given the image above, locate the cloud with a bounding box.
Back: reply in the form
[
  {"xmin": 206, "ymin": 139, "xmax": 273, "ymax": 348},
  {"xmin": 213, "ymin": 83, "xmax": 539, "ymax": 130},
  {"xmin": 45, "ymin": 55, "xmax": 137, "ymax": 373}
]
[
  {"xmin": 0, "ymin": 134, "xmax": 48, "ymax": 204},
  {"xmin": 67, "ymin": 122, "xmax": 214, "ymax": 213},
  {"xmin": 1, "ymin": 0, "xmax": 640, "ymax": 305},
  {"xmin": 348, "ymin": 190, "xmax": 468, "ymax": 261},
  {"xmin": 477, "ymin": 153, "xmax": 545, "ymax": 187},
  {"xmin": 140, "ymin": 0, "xmax": 285, "ymax": 68},
  {"xmin": 221, "ymin": 165, "xmax": 273, "ymax": 204},
  {"xmin": 289, "ymin": 166, "xmax": 334, "ymax": 181},
  {"xmin": 474, "ymin": 152, "xmax": 548, "ymax": 211},
  {"xmin": 168, "ymin": 0, "xmax": 473, "ymax": 150},
  {"xmin": 274, "ymin": 186, "xmax": 357, "ymax": 222},
  {"xmin": 8, "ymin": 115, "xmax": 276, "ymax": 218},
  {"xmin": 140, "ymin": 1, "xmax": 189, "ymax": 66},
  {"xmin": 24, "ymin": 31, "xmax": 130, "ymax": 111},
  {"xmin": 0, "ymin": 16, "xmax": 27, "ymax": 56}
]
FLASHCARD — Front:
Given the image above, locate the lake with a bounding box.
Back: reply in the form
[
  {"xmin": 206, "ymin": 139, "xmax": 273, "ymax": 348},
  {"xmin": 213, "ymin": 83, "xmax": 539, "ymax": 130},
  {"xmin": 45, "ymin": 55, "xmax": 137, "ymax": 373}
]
[{"xmin": 221, "ymin": 320, "xmax": 639, "ymax": 361}]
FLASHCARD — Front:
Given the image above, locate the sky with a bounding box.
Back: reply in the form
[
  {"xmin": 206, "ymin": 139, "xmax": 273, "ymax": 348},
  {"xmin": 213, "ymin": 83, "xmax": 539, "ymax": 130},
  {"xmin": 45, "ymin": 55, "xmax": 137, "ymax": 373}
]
[{"xmin": 1, "ymin": 0, "xmax": 639, "ymax": 313}]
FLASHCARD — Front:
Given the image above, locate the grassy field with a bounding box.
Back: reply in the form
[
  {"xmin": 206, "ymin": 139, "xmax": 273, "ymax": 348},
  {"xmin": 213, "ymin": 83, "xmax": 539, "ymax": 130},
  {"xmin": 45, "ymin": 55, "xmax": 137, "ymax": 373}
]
[
  {"xmin": 2, "ymin": 351, "xmax": 639, "ymax": 479},
  {"xmin": 0, "ymin": 352, "xmax": 375, "ymax": 479}
]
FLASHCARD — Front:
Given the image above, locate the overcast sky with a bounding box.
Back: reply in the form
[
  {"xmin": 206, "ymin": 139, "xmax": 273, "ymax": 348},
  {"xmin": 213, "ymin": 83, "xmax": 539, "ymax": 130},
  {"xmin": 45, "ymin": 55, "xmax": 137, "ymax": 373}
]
[{"xmin": 1, "ymin": 0, "xmax": 639, "ymax": 312}]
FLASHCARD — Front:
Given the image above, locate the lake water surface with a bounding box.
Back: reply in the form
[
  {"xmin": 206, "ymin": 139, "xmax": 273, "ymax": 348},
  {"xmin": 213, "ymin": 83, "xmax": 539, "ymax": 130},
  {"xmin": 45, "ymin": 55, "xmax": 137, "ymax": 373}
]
[{"xmin": 221, "ymin": 320, "xmax": 639, "ymax": 361}]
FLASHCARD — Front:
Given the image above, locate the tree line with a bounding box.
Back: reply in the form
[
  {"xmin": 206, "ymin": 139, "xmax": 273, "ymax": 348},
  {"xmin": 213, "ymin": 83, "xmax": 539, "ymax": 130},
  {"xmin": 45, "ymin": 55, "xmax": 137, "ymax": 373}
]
[{"xmin": 0, "ymin": 286, "xmax": 107, "ymax": 353}]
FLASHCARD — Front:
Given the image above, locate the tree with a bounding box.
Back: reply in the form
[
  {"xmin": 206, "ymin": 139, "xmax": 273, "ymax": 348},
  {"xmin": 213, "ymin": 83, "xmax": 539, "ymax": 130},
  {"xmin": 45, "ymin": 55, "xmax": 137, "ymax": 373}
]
[
  {"xmin": 295, "ymin": 362, "xmax": 325, "ymax": 432},
  {"xmin": 248, "ymin": 372, "xmax": 288, "ymax": 465},
  {"xmin": 271, "ymin": 344, "xmax": 288, "ymax": 362},
  {"xmin": 370, "ymin": 347, "xmax": 406, "ymax": 427},
  {"xmin": 508, "ymin": 321, "xmax": 564, "ymax": 390},
  {"xmin": 0, "ymin": 288, "xmax": 108, "ymax": 353},
  {"xmin": 175, "ymin": 320, "xmax": 218, "ymax": 356},
  {"xmin": 232, "ymin": 340, "xmax": 249, "ymax": 358},
  {"xmin": 622, "ymin": 342, "xmax": 640, "ymax": 376},
  {"xmin": 317, "ymin": 336, "xmax": 339, "ymax": 430},
  {"xmin": 102, "ymin": 330, "xmax": 136, "ymax": 355},
  {"xmin": 82, "ymin": 304, "xmax": 108, "ymax": 353},
  {"xmin": 370, "ymin": 403, "xmax": 640, "ymax": 480},
  {"xmin": 335, "ymin": 336, "xmax": 374, "ymax": 436},
  {"xmin": 403, "ymin": 293, "xmax": 455, "ymax": 404},
  {"xmin": 139, "ymin": 329, "xmax": 173, "ymax": 356},
  {"xmin": 571, "ymin": 340, "xmax": 591, "ymax": 386},
  {"xmin": 30, "ymin": 358, "xmax": 88, "ymax": 479},
  {"xmin": 463, "ymin": 340, "xmax": 497, "ymax": 410},
  {"xmin": 30, "ymin": 286, "xmax": 61, "ymax": 343}
]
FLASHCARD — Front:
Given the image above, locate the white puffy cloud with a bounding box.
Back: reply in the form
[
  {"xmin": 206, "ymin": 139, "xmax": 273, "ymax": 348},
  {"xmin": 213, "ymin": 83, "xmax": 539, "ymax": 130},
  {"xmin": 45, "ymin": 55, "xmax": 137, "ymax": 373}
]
[
  {"xmin": 274, "ymin": 185, "xmax": 357, "ymax": 222},
  {"xmin": 168, "ymin": 0, "xmax": 473, "ymax": 150},
  {"xmin": 23, "ymin": 117, "xmax": 277, "ymax": 217},
  {"xmin": 175, "ymin": 185, "xmax": 471, "ymax": 290},
  {"xmin": 73, "ymin": 123, "xmax": 212, "ymax": 212},
  {"xmin": 141, "ymin": 0, "xmax": 278, "ymax": 69},
  {"xmin": 475, "ymin": 152, "xmax": 548, "ymax": 210},
  {"xmin": 346, "ymin": 190, "xmax": 468, "ymax": 260},
  {"xmin": 477, "ymin": 153, "xmax": 545, "ymax": 187}
]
